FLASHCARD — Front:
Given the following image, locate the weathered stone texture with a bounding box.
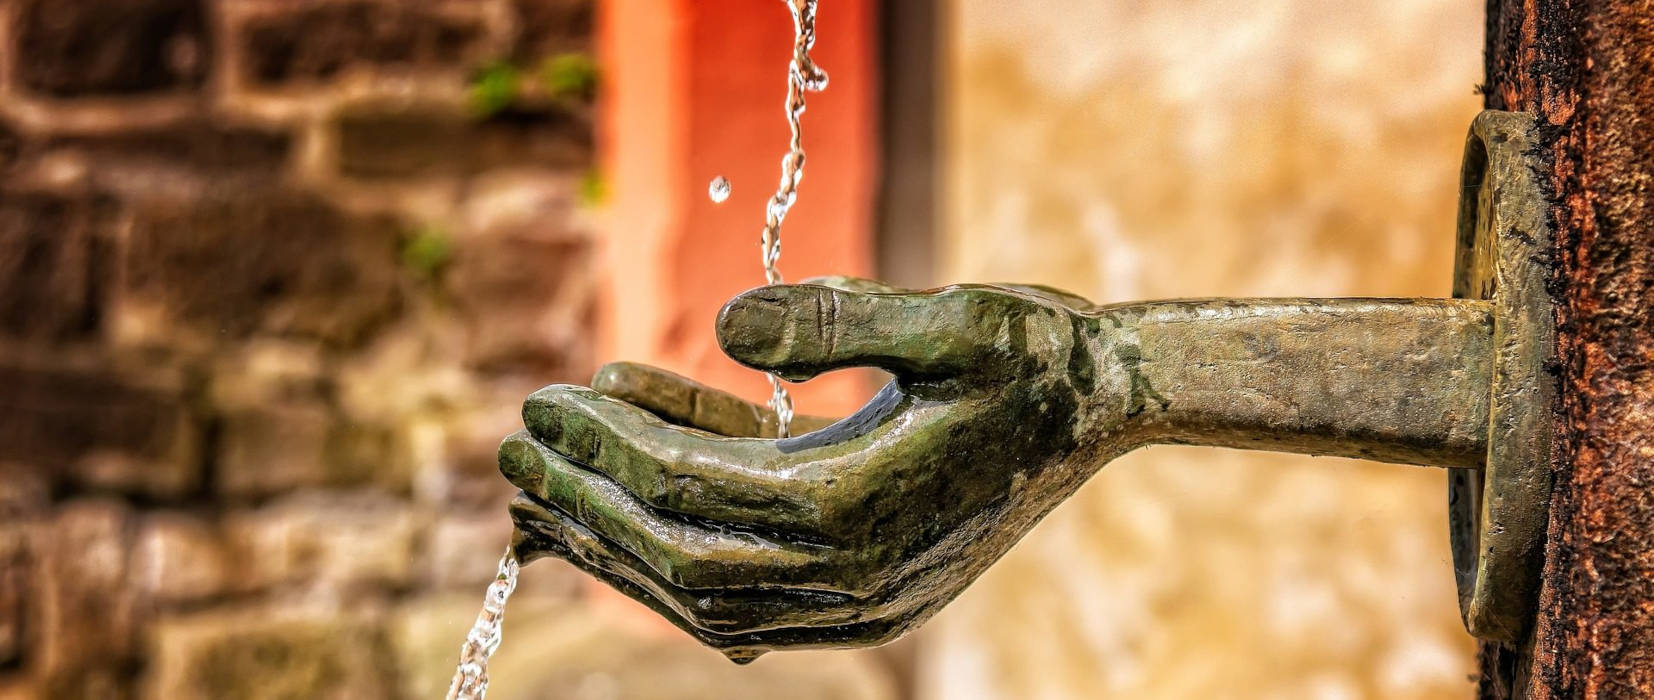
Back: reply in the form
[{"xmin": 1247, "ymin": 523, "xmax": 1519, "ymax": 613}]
[
  {"xmin": 14, "ymin": 0, "xmax": 210, "ymax": 96},
  {"xmin": 335, "ymin": 103, "xmax": 592, "ymax": 179},
  {"xmin": 46, "ymin": 123, "xmax": 293, "ymax": 197},
  {"xmin": 124, "ymin": 191, "xmax": 404, "ymax": 347},
  {"xmin": 449, "ymin": 231, "xmax": 593, "ymax": 374},
  {"xmin": 32, "ymin": 502, "xmax": 137, "ymax": 690},
  {"xmin": 0, "ymin": 360, "xmax": 198, "ymax": 496},
  {"xmin": 224, "ymin": 495, "xmax": 420, "ymax": 592},
  {"xmin": 131, "ymin": 513, "xmax": 229, "ymax": 604},
  {"xmin": 148, "ymin": 608, "xmax": 397, "ymax": 700},
  {"xmin": 0, "ymin": 191, "xmax": 114, "ymax": 342},
  {"xmin": 235, "ymin": 1, "xmax": 497, "ymax": 87},
  {"xmin": 215, "ymin": 403, "xmax": 396, "ymax": 497},
  {"xmin": 509, "ymin": 0, "xmax": 593, "ymax": 62},
  {"xmin": 0, "ymin": 524, "xmax": 27, "ymax": 667}
]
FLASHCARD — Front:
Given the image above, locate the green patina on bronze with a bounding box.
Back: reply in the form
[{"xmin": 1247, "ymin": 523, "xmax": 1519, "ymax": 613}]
[{"xmin": 499, "ymin": 111, "xmax": 1556, "ymax": 661}]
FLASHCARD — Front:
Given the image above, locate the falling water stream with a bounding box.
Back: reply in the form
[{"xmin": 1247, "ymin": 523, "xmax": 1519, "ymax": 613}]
[
  {"xmin": 443, "ymin": 547, "xmax": 518, "ymax": 700},
  {"xmin": 717, "ymin": 0, "xmax": 827, "ymax": 438},
  {"xmin": 757, "ymin": 0, "xmax": 826, "ymax": 438},
  {"xmin": 441, "ymin": 2, "xmax": 827, "ymax": 696}
]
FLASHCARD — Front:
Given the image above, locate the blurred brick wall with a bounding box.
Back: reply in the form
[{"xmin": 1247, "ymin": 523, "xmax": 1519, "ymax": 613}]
[
  {"xmin": 0, "ymin": 0, "xmax": 602, "ymax": 697},
  {"xmin": 0, "ymin": 1, "xmax": 901, "ymax": 697}
]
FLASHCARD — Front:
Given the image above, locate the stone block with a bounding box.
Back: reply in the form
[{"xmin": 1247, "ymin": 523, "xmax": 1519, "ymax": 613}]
[
  {"xmin": 32, "ymin": 501, "xmax": 136, "ymax": 683},
  {"xmin": 0, "ymin": 466, "xmax": 44, "ymax": 668},
  {"xmin": 0, "ymin": 464, "xmax": 49, "ymax": 523},
  {"xmin": 130, "ymin": 513, "xmax": 227, "ymax": 604},
  {"xmin": 223, "ymin": 494, "xmax": 420, "ymax": 592},
  {"xmin": 422, "ymin": 513, "xmax": 518, "ymax": 590},
  {"xmin": 46, "ymin": 121, "xmax": 292, "ymax": 197},
  {"xmin": 326, "ymin": 419, "xmax": 407, "ymax": 492},
  {"xmin": 207, "ymin": 341, "xmax": 328, "ymax": 407},
  {"xmin": 15, "ymin": 0, "xmax": 209, "ymax": 97},
  {"xmin": 0, "ymin": 521, "xmax": 28, "ymax": 668},
  {"xmin": 123, "ymin": 190, "xmax": 403, "ymax": 347},
  {"xmin": 235, "ymin": 1, "xmax": 496, "ymax": 88},
  {"xmin": 50, "ymin": 122, "xmax": 289, "ymax": 174},
  {"xmin": 446, "ymin": 231, "xmax": 593, "ymax": 374},
  {"xmin": 335, "ymin": 102, "xmax": 592, "ymax": 180},
  {"xmin": 0, "ymin": 360, "xmax": 199, "ymax": 497},
  {"xmin": 216, "ymin": 400, "xmax": 406, "ymax": 497},
  {"xmin": 418, "ymin": 398, "xmax": 528, "ymax": 509},
  {"xmin": 0, "ymin": 190, "xmax": 115, "ymax": 343},
  {"xmin": 215, "ymin": 403, "xmax": 330, "ymax": 497},
  {"xmin": 146, "ymin": 607, "xmax": 395, "ymax": 700},
  {"xmin": 511, "ymin": 0, "xmax": 593, "ymax": 62}
]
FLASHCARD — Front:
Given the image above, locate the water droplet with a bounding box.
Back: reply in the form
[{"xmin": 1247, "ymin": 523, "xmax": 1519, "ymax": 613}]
[
  {"xmin": 723, "ymin": 648, "xmax": 766, "ymax": 665},
  {"xmin": 708, "ymin": 176, "xmax": 732, "ymax": 203}
]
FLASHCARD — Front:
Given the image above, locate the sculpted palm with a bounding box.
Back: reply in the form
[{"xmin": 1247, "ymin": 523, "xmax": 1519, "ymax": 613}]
[
  {"xmin": 500, "ymin": 276, "xmax": 1491, "ymax": 660},
  {"xmin": 500, "ymin": 277, "xmax": 1134, "ymax": 660}
]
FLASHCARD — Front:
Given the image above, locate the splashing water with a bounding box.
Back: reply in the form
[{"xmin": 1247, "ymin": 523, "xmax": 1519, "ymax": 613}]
[
  {"xmin": 757, "ymin": 0, "xmax": 827, "ymax": 438},
  {"xmin": 444, "ymin": 547, "xmax": 519, "ymax": 700}
]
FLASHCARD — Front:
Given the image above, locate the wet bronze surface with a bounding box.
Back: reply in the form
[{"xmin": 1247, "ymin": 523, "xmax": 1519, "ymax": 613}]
[{"xmin": 502, "ymin": 274, "xmax": 1500, "ymax": 661}]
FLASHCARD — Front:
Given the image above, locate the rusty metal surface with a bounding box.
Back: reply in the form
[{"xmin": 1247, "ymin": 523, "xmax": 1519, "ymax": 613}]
[{"xmin": 1485, "ymin": 1, "xmax": 1654, "ymax": 695}]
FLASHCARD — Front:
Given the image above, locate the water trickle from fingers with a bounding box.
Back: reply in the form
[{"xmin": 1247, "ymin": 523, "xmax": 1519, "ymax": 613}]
[
  {"xmin": 724, "ymin": 648, "xmax": 766, "ymax": 664},
  {"xmin": 742, "ymin": 0, "xmax": 826, "ymax": 438},
  {"xmin": 444, "ymin": 547, "xmax": 520, "ymax": 700}
]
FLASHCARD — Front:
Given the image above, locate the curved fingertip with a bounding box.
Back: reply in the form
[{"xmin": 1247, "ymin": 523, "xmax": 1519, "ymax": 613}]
[
  {"xmin": 497, "ymin": 430, "xmax": 545, "ymax": 494},
  {"xmin": 590, "ymin": 361, "xmax": 644, "ymax": 395},
  {"xmin": 716, "ymin": 286, "xmax": 808, "ymax": 377},
  {"xmin": 522, "ymin": 385, "xmax": 561, "ymax": 434},
  {"xmin": 523, "ymin": 384, "xmax": 597, "ymax": 445}
]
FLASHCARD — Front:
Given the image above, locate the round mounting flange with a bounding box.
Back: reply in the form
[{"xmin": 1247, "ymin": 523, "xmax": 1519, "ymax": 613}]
[{"xmin": 1447, "ymin": 110, "xmax": 1558, "ymax": 643}]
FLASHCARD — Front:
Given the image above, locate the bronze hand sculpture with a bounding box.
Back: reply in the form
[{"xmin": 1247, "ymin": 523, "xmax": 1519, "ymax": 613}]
[
  {"xmin": 501, "ymin": 276, "xmax": 1492, "ymax": 662},
  {"xmin": 501, "ymin": 112, "xmax": 1557, "ymax": 659}
]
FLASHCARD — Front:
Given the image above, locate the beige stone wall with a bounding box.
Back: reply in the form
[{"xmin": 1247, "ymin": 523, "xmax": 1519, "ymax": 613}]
[{"xmin": 917, "ymin": 1, "xmax": 1485, "ymax": 697}]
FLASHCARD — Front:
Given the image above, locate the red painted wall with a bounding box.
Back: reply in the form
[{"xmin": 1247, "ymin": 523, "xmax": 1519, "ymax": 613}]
[{"xmin": 597, "ymin": 0, "xmax": 878, "ymax": 416}]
